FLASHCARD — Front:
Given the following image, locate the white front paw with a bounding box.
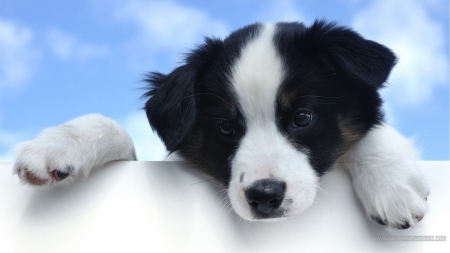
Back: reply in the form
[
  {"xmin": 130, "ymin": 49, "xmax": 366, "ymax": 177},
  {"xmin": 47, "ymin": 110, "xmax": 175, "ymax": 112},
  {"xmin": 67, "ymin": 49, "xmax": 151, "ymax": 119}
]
[
  {"xmin": 14, "ymin": 126, "xmax": 95, "ymax": 187},
  {"xmin": 355, "ymin": 162, "xmax": 429, "ymax": 231},
  {"xmin": 13, "ymin": 114, "xmax": 136, "ymax": 187},
  {"xmin": 344, "ymin": 124, "xmax": 430, "ymax": 231}
]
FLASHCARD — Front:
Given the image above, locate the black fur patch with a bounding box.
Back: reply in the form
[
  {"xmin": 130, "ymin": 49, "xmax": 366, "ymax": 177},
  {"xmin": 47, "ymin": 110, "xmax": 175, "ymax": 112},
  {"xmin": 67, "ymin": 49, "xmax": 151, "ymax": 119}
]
[{"xmin": 273, "ymin": 20, "xmax": 395, "ymax": 175}]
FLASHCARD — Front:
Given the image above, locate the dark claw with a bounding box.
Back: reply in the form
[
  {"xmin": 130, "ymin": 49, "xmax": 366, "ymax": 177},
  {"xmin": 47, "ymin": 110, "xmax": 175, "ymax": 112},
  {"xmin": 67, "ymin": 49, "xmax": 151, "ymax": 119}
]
[
  {"xmin": 371, "ymin": 215, "xmax": 386, "ymax": 225},
  {"xmin": 398, "ymin": 222, "xmax": 410, "ymax": 230},
  {"xmin": 52, "ymin": 165, "xmax": 74, "ymax": 181},
  {"xmin": 52, "ymin": 170, "xmax": 70, "ymax": 181}
]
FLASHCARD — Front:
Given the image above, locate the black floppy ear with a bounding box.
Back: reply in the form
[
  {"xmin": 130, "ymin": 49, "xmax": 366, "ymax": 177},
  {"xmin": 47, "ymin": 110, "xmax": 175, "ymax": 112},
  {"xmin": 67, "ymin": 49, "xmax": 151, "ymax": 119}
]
[
  {"xmin": 143, "ymin": 67, "xmax": 197, "ymax": 152},
  {"xmin": 143, "ymin": 38, "xmax": 223, "ymax": 152},
  {"xmin": 307, "ymin": 20, "xmax": 398, "ymax": 88}
]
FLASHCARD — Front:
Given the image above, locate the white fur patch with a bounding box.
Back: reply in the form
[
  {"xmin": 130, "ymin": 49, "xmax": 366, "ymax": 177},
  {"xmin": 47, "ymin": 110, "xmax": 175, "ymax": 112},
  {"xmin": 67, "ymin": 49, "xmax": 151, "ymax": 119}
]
[
  {"xmin": 231, "ymin": 23, "xmax": 283, "ymax": 124},
  {"xmin": 228, "ymin": 23, "xmax": 319, "ymax": 220},
  {"xmin": 341, "ymin": 124, "xmax": 429, "ymax": 231},
  {"xmin": 14, "ymin": 114, "xmax": 136, "ymax": 187}
]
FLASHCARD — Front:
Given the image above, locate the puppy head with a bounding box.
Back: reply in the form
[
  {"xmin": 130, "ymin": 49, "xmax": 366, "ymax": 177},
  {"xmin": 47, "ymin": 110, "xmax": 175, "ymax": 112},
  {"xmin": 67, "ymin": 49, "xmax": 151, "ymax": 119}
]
[{"xmin": 144, "ymin": 20, "xmax": 397, "ymax": 220}]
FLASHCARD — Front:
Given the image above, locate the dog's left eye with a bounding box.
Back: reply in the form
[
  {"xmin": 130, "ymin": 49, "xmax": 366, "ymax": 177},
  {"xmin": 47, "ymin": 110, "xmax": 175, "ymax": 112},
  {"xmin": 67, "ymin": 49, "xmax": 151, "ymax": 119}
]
[
  {"xmin": 293, "ymin": 110, "xmax": 313, "ymax": 128},
  {"xmin": 218, "ymin": 122, "xmax": 235, "ymax": 136}
]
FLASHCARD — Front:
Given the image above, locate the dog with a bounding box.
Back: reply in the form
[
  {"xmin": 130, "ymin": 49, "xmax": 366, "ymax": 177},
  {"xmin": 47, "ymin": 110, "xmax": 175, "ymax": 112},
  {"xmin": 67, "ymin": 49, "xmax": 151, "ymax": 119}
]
[{"xmin": 13, "ymin": 20, "xmax": 429, "ymax": 231}]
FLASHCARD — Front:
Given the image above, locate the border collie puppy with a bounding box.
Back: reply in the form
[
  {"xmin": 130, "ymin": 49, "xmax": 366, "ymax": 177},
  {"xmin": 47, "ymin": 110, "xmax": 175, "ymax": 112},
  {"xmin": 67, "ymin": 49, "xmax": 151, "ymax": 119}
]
[{"xmin": 13, "ymin": 20, "xmax": 429, "ymax": 231}]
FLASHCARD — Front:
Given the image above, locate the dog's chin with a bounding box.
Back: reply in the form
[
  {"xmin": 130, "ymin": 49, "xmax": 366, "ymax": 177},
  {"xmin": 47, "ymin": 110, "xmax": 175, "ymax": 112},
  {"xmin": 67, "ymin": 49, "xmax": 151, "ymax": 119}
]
[
  {"xmin": 250, "ymin": 216, "xmax": 289, "ymax": 222},
  {"xmin": 231, "ymin": 200, "xmax": 316, "ymax": 222},
  {"xmin": 235, "ymin": 208, "xmax": 310, "ymax": 222}
]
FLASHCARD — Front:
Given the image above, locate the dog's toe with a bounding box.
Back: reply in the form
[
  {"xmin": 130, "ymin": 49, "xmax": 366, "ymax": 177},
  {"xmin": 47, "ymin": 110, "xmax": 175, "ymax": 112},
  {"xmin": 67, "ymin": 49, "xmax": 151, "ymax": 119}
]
[
  {"xmin": 416, "ymin": 214, "xmax": 425, "ymax": 222},
  {"xmin": 25, "ymin": 170, "xmax": 50, "ymax": 185}
]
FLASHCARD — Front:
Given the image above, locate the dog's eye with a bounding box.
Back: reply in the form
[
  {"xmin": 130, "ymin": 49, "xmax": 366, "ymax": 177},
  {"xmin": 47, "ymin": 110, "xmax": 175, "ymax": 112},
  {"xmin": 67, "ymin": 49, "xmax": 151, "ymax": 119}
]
[
  {"xmin": 219, "ymin": 122, "xmax": 235, "ymax": 136},
  {"xmin": 293, "ymin": 110, "xmax": 313, "ymax": 128}
]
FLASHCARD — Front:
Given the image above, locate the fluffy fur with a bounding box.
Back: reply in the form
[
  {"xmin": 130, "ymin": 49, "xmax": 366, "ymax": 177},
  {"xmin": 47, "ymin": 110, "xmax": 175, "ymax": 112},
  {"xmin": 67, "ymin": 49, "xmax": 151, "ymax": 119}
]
[
  {"xmin": 14, "ymin": 114, "xmax": 136, "ymax": 186},
  {"xmin": 13, "ymin": 20, "xmax": 429, "ymax": 231}
]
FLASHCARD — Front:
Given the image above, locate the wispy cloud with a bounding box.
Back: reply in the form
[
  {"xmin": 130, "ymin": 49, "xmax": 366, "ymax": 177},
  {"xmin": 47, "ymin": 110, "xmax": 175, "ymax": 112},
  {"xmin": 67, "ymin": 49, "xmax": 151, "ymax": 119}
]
[
  {"xmin": 121, "ymin": 111, "xmax": 167, "ymax": 161},
  {"xmin": 114, "ymin": 0, "xmax": 229, "ymax": 50},
  {"xmin": 110, "ymin": 0, "xmax": 229, "ymax": 72},
  {"xmin": 46, "ymin": 29, "xmax": 109, "ymax": 60},
  {"xmin": 0, "ymin": 129, "xmax": 27, "ymax": 161},
  {"xmin": 352, "ymin": 0, "xmax": 448, "ymax": 107},
  {"xmin": 0, "ymin": 18, "xmax": 41, "ymax": 132},
  {"xmin": 0, "ymin": 18, "xmax": 40, "ymax": 93}
]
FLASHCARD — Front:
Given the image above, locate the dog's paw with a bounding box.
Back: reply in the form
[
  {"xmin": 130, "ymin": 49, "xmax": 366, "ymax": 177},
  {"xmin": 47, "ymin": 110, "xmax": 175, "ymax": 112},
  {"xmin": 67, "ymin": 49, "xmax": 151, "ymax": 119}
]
[
  {"xmin": 14, "ymin": 140, "xmax": 87, "ymax": 187},
  {"xmin": 14, "ymin": 157, "xmax": 77, "ymax": 187},
  {"xmin": 343, "ymin": 124, "xmax": 430, "ymax": 231},
  {"xmin": 13, "ymin": 114, "xmax": 136, "ymax": 187},
  {"xmin": 13, "ymin": 126, "xmax": 95, "ymax": 187},
  {"xmin": 365, "ymin": 182, "xmax": 428, "ymax": 231},
  {"xmin": 356, "ymin": 163, "xmax": 429, "ymax": 231}
]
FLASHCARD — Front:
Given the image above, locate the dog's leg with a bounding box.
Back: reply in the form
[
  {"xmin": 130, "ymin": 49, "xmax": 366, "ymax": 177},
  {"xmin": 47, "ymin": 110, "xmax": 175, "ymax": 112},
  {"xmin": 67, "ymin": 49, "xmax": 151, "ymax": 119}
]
[
  {"xmin": 13, "ymin": 114, "xmax": 136, "ymax": 187},
  {"xmin": 341, "ymin": 124, "xmax": 429, "ymax": 231}
]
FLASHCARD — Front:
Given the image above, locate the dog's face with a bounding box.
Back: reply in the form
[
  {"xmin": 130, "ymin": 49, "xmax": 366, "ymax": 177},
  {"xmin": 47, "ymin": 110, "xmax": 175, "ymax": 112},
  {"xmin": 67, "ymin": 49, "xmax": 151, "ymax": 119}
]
[{"xmin": 144, "ymin": 21, "xmax": 397, "ymax": 221}]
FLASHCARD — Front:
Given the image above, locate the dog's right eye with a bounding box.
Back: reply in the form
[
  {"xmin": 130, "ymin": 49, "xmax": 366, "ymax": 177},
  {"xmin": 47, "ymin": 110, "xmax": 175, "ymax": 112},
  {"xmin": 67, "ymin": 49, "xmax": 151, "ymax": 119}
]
[
  {"xmin": 218, "ymin": 122, "xmax": 235, "ymax": 136},
  {"xmin": 292, "ymin": 109, "xmax": 314, "ymax": 128}
]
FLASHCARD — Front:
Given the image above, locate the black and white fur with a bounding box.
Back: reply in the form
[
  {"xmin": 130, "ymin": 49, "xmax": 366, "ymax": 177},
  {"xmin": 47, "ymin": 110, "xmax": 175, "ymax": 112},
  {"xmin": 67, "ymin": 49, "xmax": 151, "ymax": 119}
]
[{"xmin": 14, "ymin": 20, "xmax": 429, "ymax": 231}]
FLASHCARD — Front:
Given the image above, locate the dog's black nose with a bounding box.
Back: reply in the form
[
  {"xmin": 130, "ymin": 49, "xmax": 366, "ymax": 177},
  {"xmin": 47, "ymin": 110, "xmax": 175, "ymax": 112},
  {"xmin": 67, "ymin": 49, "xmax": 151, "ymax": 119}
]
[{"xmin": 246, "ymin": 179, "xmax": 286, "ymax": 216}]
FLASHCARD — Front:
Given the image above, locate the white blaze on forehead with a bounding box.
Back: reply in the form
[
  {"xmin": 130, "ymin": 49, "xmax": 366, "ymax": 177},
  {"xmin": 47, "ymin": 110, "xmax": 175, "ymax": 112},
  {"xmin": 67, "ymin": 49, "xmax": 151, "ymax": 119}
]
[
  {"xmin": 228, "ymin": 23, "xmax": 318, "ymax": 221},
  {"xmin": 230, "ymin": 22, "xmax": 289, "ymax": 174},
  {"xmin": 230, "ymin": 22, "xmax": 288, "ymax": 177},
  {"xmin": 231, "ymin": 23, "xmax": 284, "ymax": 123}
]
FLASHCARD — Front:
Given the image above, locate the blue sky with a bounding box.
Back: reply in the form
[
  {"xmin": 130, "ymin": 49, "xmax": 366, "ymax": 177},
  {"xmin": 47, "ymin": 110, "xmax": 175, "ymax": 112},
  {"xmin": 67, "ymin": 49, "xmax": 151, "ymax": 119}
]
[{"xmin": 0, "ymin": 0, "xmax": 448, "ymax": 161}]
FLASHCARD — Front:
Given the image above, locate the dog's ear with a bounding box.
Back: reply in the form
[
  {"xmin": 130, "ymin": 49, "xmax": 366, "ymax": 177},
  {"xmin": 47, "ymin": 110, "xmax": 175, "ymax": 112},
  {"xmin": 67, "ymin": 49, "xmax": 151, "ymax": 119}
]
[
  {"xmin": 306, "ymin": 20, "xmax": 398, "ymax": 88},
  {"xmin": 143, "ymin": 38, "xmax": 223, "ymax": 152}
]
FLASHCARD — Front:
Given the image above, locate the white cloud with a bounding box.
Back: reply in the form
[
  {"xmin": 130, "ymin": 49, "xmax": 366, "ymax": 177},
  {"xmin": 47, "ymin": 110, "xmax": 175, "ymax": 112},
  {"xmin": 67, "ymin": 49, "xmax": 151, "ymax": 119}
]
[
  {"xmin": 352, "ymin": 0, "xmax": 448, "ymax": 107},
  {"xmin": 46, "ymin": 29, "xmax": 109, "ymax": 60},
  {"xmin": 122, "ymin": 111, "xmax": 167, "ymax": 161},
  {"xmin": 0, "ymin": 18, "xmax": 40, "ymax": 128},
  {"xmin": 114, "ymin": 0, "xmax": 229, "ymax": 51},
  {"xmin": 0, "ymin": 129, "xmax": 26, "ymax": 161},
  {"xmin": 0, "ymin": 18, "xmax": 40, "ymax": 93}
]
